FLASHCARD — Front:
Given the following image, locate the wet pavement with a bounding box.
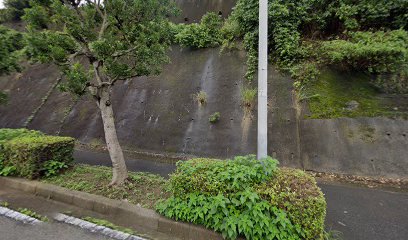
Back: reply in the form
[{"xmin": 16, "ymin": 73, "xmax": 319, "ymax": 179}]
[{"xmin": 74, "ymin": 149, "xmax": 408, "ymax": 240}]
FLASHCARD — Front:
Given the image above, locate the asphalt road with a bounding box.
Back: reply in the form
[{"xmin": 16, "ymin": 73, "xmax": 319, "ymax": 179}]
[
  {"xmin": 322, "ymin": 183, "xmax": 408, "ymax": 240},
  {"xmin": 0, "ymin": 216, "xmax": 112, "ymax": 240},
  {"xmin": 74, "ymin": 149, "xmax": 408, "ymax": 240}
]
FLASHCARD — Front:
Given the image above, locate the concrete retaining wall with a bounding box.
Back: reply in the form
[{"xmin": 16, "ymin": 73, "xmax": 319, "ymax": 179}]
[{"xmin": 0, "ymin": 0, "xmax": 407, "ymax": 178}]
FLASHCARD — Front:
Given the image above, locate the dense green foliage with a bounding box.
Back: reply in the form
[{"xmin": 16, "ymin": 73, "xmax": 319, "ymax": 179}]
[
  {"xmin": 321, "ymin": 31, "xmax": 408, "ymax": 74},
  {"xmin": 257, "ymin": 168, "xmax": 326, "ymax": 240},
  {"xmin": 0, "ymin": 25, "xmax": 24, "ymax": 105},
  {"xmin": 0, "ymin": 128, "xmax": 43, "ymax": 144},
  {"xmin": 0, "ymin": 25, "xmax": 24, "ymax": 75},
  {"xmin": 23, "ymin": 0, "xmax": 177, "ymax": 97},
  {"xmin": 227, "ymin": 0, "xmax": 408, "ymax": 94},
  {"xmin": 173, "ymin": 12, "xmax": 223, "ymax": 48},
  {"xmin": 0, "ymin": 128, "xmax": 74, "ymax": 178},
  {"xmin": 3, "ymin": 0, "xmax": 30, "ymax": 21},
  {"xmin": 320, "ymin": 30, "xmax": 408, "ymax": 93},
  {"xmin": 157, "ymin": 155, "xmax": 326, "ymax": 239}
]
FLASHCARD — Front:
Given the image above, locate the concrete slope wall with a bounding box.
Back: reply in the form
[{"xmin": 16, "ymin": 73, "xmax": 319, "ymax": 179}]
[{"xmin": 0, "ymin": 0, "xmax": 407, "ymax": 178}]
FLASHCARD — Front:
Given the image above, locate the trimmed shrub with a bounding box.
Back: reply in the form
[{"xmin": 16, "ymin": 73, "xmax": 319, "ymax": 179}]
[
  {"xmin": 169, "ymin": 155, "xmax": 278, "ymax": 196},
  {"xmin": 257, "ymin": 168, "xmax": 327, "ymax": 240},
  {"xmin": 0, "ymin": 128, "xmax": 43, "ymax": 144},
  {"xmin": 156, "ymin": 155, "xmax": 326, "ymax": 239},
  {"xmin": 0, "ymin": 128, "xmax": 44, "ymax": 175},
  {"xmin": 2, "ymin": 135, "xmax": 75, "ymax": 179}
]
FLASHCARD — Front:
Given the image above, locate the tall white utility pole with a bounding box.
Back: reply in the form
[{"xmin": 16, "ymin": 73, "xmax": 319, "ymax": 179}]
[{"xmin": 257, "ymin": 0, "xmax": 268, "ymax": 160}]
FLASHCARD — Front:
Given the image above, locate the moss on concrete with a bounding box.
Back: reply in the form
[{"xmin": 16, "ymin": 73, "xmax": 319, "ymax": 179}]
[{"xmin": 304, "ymin": 70, "xmax": 407, "ymax": 119}]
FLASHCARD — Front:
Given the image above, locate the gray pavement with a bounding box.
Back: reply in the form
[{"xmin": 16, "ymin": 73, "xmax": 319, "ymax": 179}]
[
  {"xmin": 322, "ymin": 183, "xmax": 408, "ymax": 240},
  {"xmin": 0, "ymin": 187, "xmax": 178, "ymax": 240},
  {"xmin": 74, "ymin": 149, "xmax": 408, "ymax": 240},
  {"xmin": 0, "ymin": 216, "xmax": 111, "ymax": 240}
]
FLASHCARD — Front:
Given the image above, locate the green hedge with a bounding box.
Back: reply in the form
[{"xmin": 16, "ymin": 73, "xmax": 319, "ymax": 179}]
[
  {"xmin": 0, "ymin": 129, "xmax": 75, "ymax": 178},
  {"xmin": 257, "ymin": 168, "xmax": 326, "ymax": 240},
  {"xmin": 156, "ymin": 155, "xmax": 326, "ymax": 240},
  {"xmin": 0, "ymin": 128, "xmax": 43, "ymax": 144}
]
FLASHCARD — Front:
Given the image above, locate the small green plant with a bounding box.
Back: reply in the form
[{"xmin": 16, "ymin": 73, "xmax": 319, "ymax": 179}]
[
  {"xmin": 193, "ymin": 91, "xmax": 208, "ymax": 105},
  {"xmin": 17, "ymin": 208, "xmax": 48, "ymax": 222},
  {"xmin": 0, "ymin": 165, "xmax": 17, "ymax": 176},
  {"xmin": 0, "ymin": 201, "xmax": 9, "ymax": 207},
  {"xmin": 42, "ymin": 160, "xmax": 68, "ymax": 177},
  {"xmin": 0, "ymin": 91, "xmax": 8, "ymax": 105},
  {"xmin": 241, "ymin": 87, "xmax": 257, "ymax": 108},
  {"xmin": 324, "ymin": 230, "xmax": 343, "ymax": 240},
  {"xmin": 82, "ymin": 216, "xmax": 134, "ymax": 234},
  {"xmin": 209, "ymin": 112, "xmax": 220, "ymax": 123}
]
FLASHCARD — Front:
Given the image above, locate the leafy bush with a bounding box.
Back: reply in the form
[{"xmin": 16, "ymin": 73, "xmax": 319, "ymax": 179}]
[
  {"xmin": 1, "ymin": 134, "xmax": 75, "ymax": 179},
  {"xmin": 175, "ymin": 12, "xmax": 223, "ymax": 48},
  {"xmin": 257, "ymin": 168, "xmax": 327, "ymax": 240},
  {"xmin": 3, "ymin": 0, "xmax": 30, "ymax": 21},
  {"xmin": 167, "ymin": 156, "xmax": 278, "ymax": 196},
  {"xmin": 0, "ymin": 129, "xmax": 43, "ymax": 175},
  {"xmin": 0, "ymin": 25, "xmax": 24, "ymax": 75},
  {"xmin": 321, "ymin": 30, "xmax": 408, "ymax": 74},
  {"xmin": 157, "ymin": 190, "xmax": 301, "ymax": 240},
  {"xmin": 209, "ymin": 112, "xmax": 220, "ymax": 124},
  {"xmin": 226, "ymin": 0, "xmax": 408, "ymax": 93},
  {"xmin": 157, "ymin": 155, "xmax": 326, "ymax": 239}
]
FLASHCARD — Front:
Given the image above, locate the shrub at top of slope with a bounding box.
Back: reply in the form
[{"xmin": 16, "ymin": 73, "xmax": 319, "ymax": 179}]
[{"xmin": 173, "ymin": 12, "xmax": 223, "ymax": 48}]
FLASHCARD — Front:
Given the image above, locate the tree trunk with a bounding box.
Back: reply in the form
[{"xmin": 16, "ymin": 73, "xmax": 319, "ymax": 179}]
[{"xmin": 98, "ymin": 86, "xmax": 128, "ymax": 185}]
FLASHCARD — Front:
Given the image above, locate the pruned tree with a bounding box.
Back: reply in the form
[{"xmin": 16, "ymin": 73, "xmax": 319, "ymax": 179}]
[
  {"xmin": 0, "ymin": 25, "xmax": 24, "ymax": 104},
  {"xmin": 24, "ymin": 0, "xmax": 176, "ymax": 185}
]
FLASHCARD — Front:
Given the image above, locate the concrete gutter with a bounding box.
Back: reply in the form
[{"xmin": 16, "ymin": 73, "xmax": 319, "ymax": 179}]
[{"xmin": 0, "ymin": 177, "xmax": 223, "ymax": 240}]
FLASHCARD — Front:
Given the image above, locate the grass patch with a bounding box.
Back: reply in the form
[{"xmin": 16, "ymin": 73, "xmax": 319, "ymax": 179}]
[
  {"xmin": 241, "ymin": 87, "xmax": 257, "ymax": 108},
  {"xmin": 194, "ymin": 91, "xmax": 208, "ymax": 105},
  {"xmin": 17, "ymin": 208, "xmax": 49, "ymax": 222},
  {"xmin": 304, "ymin": 70, "xmax": 407, "ymax": 119},
  {"xmin": 42, "ymin": 164, "xmax": 169, "ymax": 209}
]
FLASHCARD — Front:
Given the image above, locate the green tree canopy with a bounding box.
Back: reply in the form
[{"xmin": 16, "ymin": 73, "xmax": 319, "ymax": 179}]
[
  {"xmin": 3, "ymin": 0, "xmax": 30, "ymax": 21},
  {"xmin": 24, "ymin": 0, "xmax": 177, "ymax": 185}
]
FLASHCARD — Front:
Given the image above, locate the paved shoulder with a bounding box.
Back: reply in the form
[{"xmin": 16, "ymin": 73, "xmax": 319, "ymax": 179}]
[
  {"xmin": 321, "ymin": 183, "xmax": 408, "ymax": 240},
  {"xmin": 0, "ymin": 216, "xmax": 111, "ymax": 240}
]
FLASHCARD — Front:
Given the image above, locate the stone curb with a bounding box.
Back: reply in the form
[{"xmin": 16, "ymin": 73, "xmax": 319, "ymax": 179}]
[{"xmin": 0, "ymin": 177, "xmax": 223, "ymax": 240}]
